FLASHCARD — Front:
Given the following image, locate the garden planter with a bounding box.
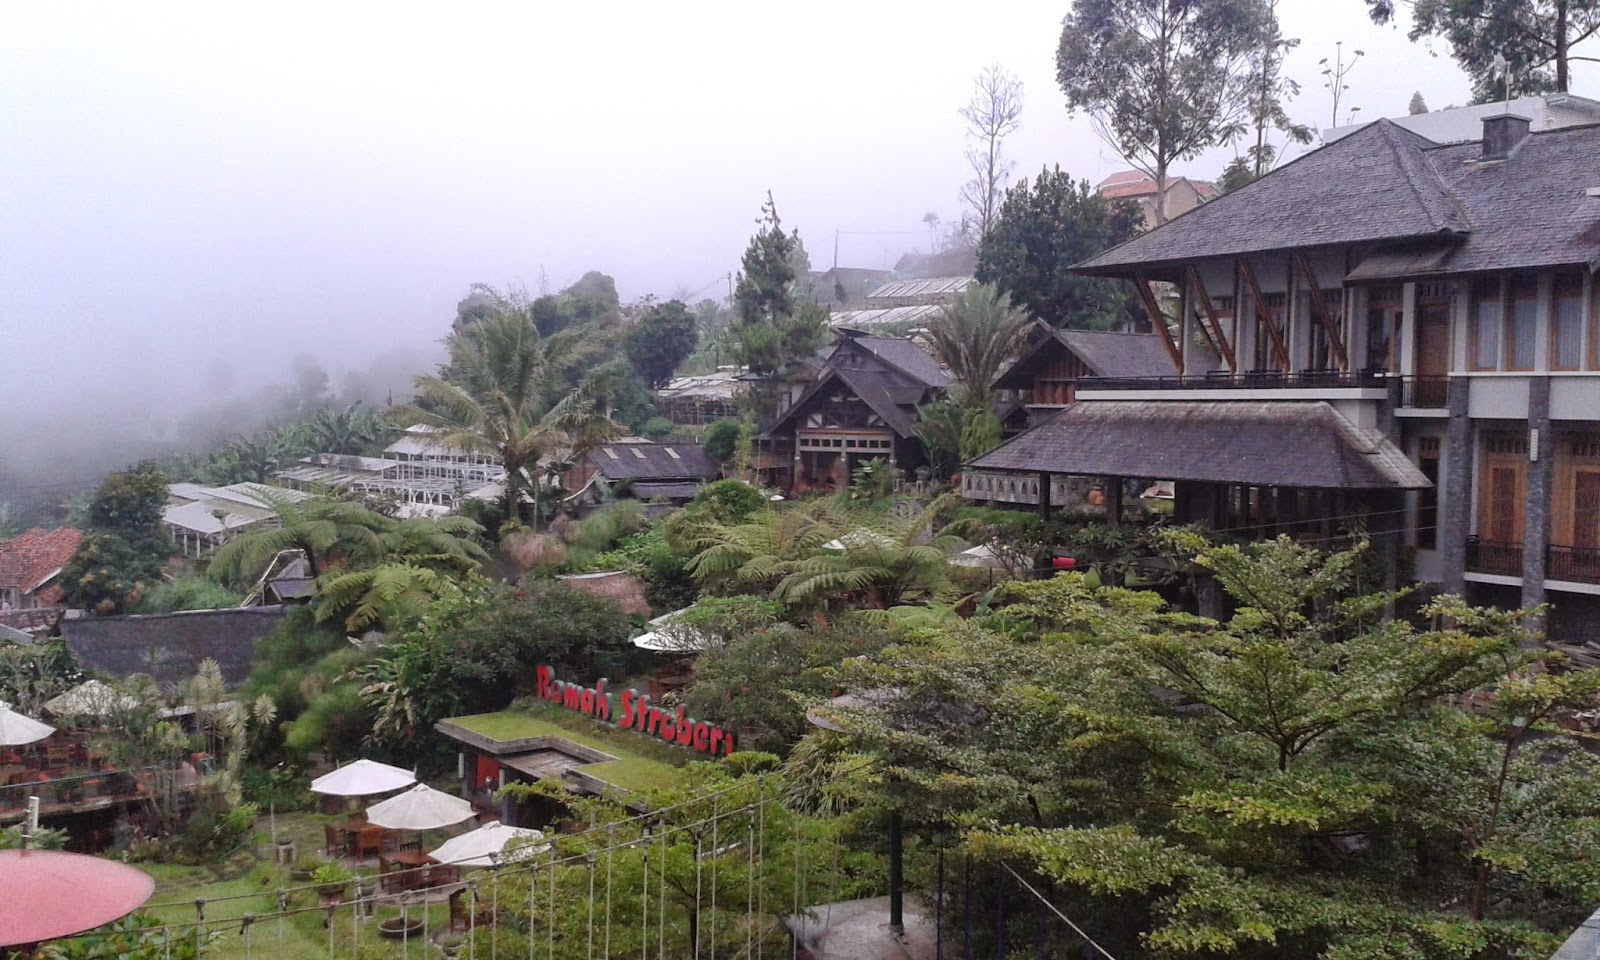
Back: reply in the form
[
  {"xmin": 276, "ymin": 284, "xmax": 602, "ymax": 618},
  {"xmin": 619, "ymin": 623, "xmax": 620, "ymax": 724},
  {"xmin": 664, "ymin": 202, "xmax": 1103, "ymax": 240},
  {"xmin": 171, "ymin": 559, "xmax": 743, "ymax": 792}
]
[
  {"xmin": 379, "ymin": 917, "xmax": 425, "ymax": 940},
  {"xmin": 316, "ymin": 881, "xmax": 349, "ymax": 901}
]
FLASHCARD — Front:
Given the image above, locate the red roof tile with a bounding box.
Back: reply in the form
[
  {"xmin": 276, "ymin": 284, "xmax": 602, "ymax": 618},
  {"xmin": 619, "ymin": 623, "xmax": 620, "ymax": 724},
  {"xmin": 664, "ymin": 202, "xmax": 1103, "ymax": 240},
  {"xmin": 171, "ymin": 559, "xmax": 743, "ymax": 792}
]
[{"xmin": 0, "ymin": 527, "xmax": 83, "ymax": 601}]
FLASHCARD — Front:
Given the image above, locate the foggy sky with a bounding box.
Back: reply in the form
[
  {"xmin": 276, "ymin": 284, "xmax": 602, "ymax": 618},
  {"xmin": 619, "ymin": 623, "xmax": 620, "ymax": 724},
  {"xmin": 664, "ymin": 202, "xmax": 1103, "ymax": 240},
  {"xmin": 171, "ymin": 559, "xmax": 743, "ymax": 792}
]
[{"xmin": 3, "ymin": 2, "xmax": 1596, "ymax": 494}]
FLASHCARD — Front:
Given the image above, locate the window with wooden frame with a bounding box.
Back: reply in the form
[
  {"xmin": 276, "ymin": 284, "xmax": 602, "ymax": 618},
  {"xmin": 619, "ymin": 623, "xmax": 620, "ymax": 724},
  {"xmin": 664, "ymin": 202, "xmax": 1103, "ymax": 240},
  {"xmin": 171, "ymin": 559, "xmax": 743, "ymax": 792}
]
[
  {"xmin": 1364, "ymin": 286, "xmax": 1402, "ymax": 373},
  {"xmin": 1554, "ymin": 434, "xmax": 1600, "ymax": 549},
  {"xmin": 1417, "ymin": 436, "xmax": 1440, "ymax": 550},
  {"xmin": 1504, "ymin": 275, "xmax": 1537, "ymax": 370},
  {"xmin": 1552, "ymin": 273, "xmax": 1585, "ymax": 370},
  {"xmin": 1479, "ymin": 431, "xmax": 1527, "ymax": 544},
  {"xmin": 1471, "ymin": 277, "xmax": 1502, "ymax": 370}
]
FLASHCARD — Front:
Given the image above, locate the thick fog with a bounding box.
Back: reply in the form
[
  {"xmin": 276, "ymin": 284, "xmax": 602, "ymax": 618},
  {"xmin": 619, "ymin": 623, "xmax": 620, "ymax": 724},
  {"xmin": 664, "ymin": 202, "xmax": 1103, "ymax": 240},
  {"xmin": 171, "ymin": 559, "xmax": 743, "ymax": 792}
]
[{"xmin": 2, "ymin": 1, "xmax": 1582, "ymax": 507}]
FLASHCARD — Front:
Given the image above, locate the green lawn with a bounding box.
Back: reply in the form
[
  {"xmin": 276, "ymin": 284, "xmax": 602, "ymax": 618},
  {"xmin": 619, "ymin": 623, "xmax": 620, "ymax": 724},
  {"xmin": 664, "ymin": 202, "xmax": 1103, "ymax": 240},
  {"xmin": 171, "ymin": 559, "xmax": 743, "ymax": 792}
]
[
  {"xmin": 135, "ymin": 815, "xmax": 455, "ymax": 960},
  {"xmin": 443, "ymin": 708, "xmax": 683, "ymax": 793}
]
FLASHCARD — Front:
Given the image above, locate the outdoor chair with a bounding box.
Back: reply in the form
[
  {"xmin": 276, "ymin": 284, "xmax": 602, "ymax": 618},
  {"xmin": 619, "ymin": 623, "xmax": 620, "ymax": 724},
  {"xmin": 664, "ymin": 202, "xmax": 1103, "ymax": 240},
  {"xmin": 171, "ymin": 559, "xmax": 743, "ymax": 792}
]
[
  {"xmin": 427, "ymin": 864, "xmax": 462, "ymax": 888},
  {"xmin": 323, "ymin": 824, "xmax": 345, "ymax": 857},
  {"xmin": 399, "ymin": 838, "xmax": 422, "ymax": 854},
  {"xmin": 378, "ymin": 857, "xmax": 407, "ymax": 895},
  {"xmin": 355, "ymin": 825, "xmax": 383, "ymax": 860},
  {"xmin": 447, "ymin": 889, "xmax": 471, "ymax": 931}
]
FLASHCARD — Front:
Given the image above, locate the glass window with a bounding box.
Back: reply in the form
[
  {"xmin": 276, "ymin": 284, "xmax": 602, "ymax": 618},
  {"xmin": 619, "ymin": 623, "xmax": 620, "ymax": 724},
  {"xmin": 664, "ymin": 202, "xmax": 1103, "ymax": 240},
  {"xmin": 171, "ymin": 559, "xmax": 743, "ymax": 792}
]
[
  {"xmin": 1472, "ymin": 279, "xmax": 1501, "ymax": 370},
  {"xmin": 1554, "ymin": 275, "xmax": 1584, "ymax": 370},
  {"xmin": 1505, "ymin": 278, "xmax": 1536, "ymax": 369},
  {"xmin": 1417, "ymin": 437, "xmax": 1440, "ymax": 550}
]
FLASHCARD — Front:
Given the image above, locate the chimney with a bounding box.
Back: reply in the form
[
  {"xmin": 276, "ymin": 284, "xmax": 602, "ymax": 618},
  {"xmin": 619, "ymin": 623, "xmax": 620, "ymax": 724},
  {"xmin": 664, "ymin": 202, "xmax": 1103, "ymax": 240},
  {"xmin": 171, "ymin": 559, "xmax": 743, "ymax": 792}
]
[{"xmin": 1481, "ymin": 113, "xmax": 1532, "ymax": 161}]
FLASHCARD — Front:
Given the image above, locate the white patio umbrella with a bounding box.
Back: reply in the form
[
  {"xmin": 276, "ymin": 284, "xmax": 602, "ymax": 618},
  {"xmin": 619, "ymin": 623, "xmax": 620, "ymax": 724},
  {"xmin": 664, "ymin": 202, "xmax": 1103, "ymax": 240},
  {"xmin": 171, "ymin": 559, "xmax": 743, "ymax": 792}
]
[
  {"xmin": 821, "ymin": 529, "xmax": 893, "ymax": 552},
  {"xmin": 43, "ymin": 681, "xmax": 140, "ymax": 718},
  {"xmin": 428, "ymin": 821, "xmax": 549, "ymax": 868},
  {"xmin": 0, "ymin": 701, "xmax": 55, "ymax": 747},
  {"xmin": 309, "ymin": 758, "xmax": 417, "ymax": 797},
  {"xmin": 365, "ymin": 784, "xmax": 475, "ymax": 831}
]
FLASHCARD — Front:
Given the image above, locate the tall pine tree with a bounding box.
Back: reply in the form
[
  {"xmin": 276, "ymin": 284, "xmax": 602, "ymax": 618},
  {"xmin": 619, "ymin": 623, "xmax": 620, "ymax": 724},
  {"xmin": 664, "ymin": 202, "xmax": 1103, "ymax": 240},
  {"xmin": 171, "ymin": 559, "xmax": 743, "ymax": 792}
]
[{"xmin": 725, "ymin": 193, "xmax": 827, "ymax": 419}]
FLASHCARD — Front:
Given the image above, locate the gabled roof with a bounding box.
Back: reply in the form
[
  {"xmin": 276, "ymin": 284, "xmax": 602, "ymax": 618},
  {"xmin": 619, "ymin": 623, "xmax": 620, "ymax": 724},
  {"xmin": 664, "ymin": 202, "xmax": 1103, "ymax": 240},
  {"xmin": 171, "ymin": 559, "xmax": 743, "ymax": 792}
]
[
  {"xmin": 768, "ymin": 334, "xmax": 949, "ymax": 440},
  {"xmin": 1056, "ymin": 330, "xmax": 1177, "ymax": 378},
  {"xmin": 1077, "ymin": 120, "xmax": 1472, "ymax": 275},
  {"xmin": 60, "ymin": 606, "xmax": 289, "ymax": 686},
  {"xmin": 1095, "ymin": 171, "xmax": 1218, "ymax": 201},
  {"xmin": 1417, "ymin": 124, "xmax": 1600, "ymax": 275},
  {"xmin": 584, "ymin": 442, "xmax": 720, "ymax": 481},
  {"xmin": 0, "ymin": 528, "xmax": 83, "ymax": 603},
  {"xmin": 831, "ymin": 334, "xmax": 949, "ymax": 389},
  {"xmin": 996, "ymin": 328, "xmax": 1176, "ymax": 390},
  {"xmin": 967, "ymin": 400, "xmax": 1430, "ymax": 490}
]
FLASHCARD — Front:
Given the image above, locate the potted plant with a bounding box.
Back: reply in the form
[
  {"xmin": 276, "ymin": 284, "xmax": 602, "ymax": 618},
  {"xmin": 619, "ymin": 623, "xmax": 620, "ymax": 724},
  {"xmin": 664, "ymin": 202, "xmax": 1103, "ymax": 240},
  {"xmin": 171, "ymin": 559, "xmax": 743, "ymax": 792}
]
[
  {"xmin": 291, "ymin": 852, "xmax": 323, "ymax": 882},
  {"xmin": 312, "ymin": 861, "xmax": 354, "ymax": 901}
]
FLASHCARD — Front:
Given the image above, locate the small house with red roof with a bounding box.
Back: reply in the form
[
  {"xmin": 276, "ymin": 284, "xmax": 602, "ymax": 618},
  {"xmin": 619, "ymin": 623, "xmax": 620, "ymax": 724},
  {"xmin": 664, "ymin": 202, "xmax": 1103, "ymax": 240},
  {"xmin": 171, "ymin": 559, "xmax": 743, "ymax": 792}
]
[
  {"xmin": 1095, "ymin": 170, "xmax": 1218, "ymax": 229},
  {"xmin": 0, "ymin": 527, "xmax": 83, "ymax": 611}
]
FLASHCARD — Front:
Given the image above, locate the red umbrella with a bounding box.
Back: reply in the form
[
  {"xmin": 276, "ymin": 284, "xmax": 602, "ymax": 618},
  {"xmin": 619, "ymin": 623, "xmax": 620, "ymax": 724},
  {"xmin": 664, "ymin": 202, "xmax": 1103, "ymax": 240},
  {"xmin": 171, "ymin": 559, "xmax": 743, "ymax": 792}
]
[{"xmin": 0, "ymin": 849, "xmax": 155, "ymax": 947}]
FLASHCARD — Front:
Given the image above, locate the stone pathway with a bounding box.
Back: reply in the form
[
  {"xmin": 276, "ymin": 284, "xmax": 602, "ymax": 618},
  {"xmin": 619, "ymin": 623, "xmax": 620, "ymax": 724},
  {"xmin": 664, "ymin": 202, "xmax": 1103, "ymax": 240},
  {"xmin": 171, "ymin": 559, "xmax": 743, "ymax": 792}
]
[{"xmin": 787, "ymin": 897, "xmax": 938, "ymax": 960}]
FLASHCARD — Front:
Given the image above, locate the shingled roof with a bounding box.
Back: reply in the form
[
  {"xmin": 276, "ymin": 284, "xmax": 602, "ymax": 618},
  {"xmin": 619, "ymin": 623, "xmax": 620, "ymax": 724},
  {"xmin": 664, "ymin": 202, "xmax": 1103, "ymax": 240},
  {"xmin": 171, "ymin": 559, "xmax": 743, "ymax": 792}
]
[
  {"xmin": 996, "ymin": 328, "xmax": 1175, "ymax": 390},
  {"xmin": 60, "ymin": 606, "xmax": 288, "ymax": 687},
  {"xmin": 0, "ymin": 527, "xmax": 83, "ymax": 606},
  {"xmin": 966, "ymin": 400, "xmax": 1430, "ymax": 490},
  {"xmin": 1078, "ymin": 119, "xmax": 1600, "ymax": 279},
  {"xmin": 769, "ymin": 334, "xmax": 948, "ymax": 440},
  {"xmin": 1076, "ymin": 120, "xmax": 1472, "ymax": 274},
  {"xmin": 583, "ymin": 442, "xmax": 719, "ymax": 482}
]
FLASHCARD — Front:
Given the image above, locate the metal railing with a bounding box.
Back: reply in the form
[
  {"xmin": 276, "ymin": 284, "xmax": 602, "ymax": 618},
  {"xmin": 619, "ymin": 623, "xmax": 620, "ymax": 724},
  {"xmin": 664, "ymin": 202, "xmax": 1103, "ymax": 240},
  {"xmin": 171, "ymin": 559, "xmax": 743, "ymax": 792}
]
[
  {"xmin": 1079, "ymin": 369, "xmax": 1386, "ymax": 391},
  {"xmin": 1548, "ymin": 544, "xmax": 1600, "ymax": 584},
  {"xmin": 0, "ymin": 765, "xmax": 193, "ymax": 819},
  {"xmin": 1466, "ymin": 537, "xmax": 1523, "ymax": 577},
  {"xmin": 1400, "ymin": 375, "xmax": 1450, "ymax": 408}
]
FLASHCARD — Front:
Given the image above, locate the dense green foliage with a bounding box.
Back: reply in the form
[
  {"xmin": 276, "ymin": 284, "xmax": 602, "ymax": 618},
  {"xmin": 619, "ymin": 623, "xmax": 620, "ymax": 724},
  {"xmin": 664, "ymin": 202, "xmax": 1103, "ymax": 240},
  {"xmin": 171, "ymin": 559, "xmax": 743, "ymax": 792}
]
[
  {"xmin": 702, "ymin": 418, "xmax": 743, "ymax": 463},
  {"xmin": 820, "ymin": 538, "xmax": 1600, "ymax": 959},
  {"xmin": 134, "ymin": 574, "xmax": 244, "ymax": 613},
  {"xmin": 357, "ymin": 579, "xmax": 634, "ymax": 751},
  {"xmin": 61, "ymin": 461, "xmax": 171, "ymax": 614},
  {"xmin": 625, "ymin": 298, "xmax": 699, "ymax": 388},
  {"xmin": 975, "ymin": 167, "xmax": 1143, "ymax": 329},
  {"xmin": 687, "ymin": 611, "xmax": 896, "ymax": 752}
]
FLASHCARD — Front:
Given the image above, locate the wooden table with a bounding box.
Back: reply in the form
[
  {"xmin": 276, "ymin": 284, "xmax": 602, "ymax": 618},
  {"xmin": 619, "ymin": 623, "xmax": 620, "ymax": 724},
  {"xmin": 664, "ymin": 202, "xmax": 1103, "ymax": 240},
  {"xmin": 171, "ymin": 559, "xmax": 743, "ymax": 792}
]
[
  {"xmin": 389, "ymin": 850, "xmax": 435, "ymax": 869},
  {"xmin": 386, "ymin": 849, "xmax": 436, "ymax": 891}
]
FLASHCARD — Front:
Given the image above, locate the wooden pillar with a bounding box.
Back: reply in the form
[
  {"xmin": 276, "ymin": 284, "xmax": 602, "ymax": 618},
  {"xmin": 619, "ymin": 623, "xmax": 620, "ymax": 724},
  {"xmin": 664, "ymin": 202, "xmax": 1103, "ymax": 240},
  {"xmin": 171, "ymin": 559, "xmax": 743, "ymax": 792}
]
[{"xmin": 1105, "ymin": 477, "xmax": 1123, "ymax": 527}]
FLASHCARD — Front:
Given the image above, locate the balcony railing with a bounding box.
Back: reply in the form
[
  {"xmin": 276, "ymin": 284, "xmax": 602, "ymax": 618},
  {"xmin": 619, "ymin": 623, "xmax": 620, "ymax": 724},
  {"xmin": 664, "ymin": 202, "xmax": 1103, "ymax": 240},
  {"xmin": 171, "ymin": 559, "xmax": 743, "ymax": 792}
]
[
  {"xmin": 1548, "ymin": 545, "xmax": 1600, "ymax": 584},
  {"xmin": 0, "ymin": 765, "xmax": 194, "ymax": 821},
  {"xmin": 1465, "ymin": 540, "xmax": 1600, "ymax": 586},
  {"xmin": 1466, "ymin": 538, "xmax": 1523, "ymax": 577},
  {"xmin": 1400, "ymin": 376, "xmax": 1450, "ymax": 409},
  {"xmin": 1078, "ymin": 369, "xmax": 1387, "ymax": 392}
]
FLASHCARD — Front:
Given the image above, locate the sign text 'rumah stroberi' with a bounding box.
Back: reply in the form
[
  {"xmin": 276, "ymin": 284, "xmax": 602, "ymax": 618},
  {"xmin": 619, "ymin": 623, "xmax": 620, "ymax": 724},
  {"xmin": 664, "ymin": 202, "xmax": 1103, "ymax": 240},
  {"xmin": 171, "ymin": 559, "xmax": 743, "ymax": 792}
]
[{"xmin": 534, "ymin": 665, "xmax": 736, "ymax": 756}]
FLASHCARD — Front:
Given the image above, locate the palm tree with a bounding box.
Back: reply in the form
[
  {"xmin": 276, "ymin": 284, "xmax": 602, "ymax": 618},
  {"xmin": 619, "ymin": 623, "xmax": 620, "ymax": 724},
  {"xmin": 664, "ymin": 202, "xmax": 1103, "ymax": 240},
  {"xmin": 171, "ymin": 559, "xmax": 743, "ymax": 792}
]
[
  {"xmin": 315, "ymin": 563, "xmax": 460, "ymax": 632},
  {"xmin": 687, "ymin": 497, "xmax": 966, "ymax": 609},
  {"xmin": 389, "ymin": 309, "xmax": 618, "ymax": 528},
  {"xmin": 306, "ymin": 402, "xmax": 391, "ymax": 455},
  {"xmin": 925, "ymin": 282, "xmax": 1032, "ymax": 407},
  {"xmin": 208, "ymin": 493, "xmax": 391, "ymax": 582}
]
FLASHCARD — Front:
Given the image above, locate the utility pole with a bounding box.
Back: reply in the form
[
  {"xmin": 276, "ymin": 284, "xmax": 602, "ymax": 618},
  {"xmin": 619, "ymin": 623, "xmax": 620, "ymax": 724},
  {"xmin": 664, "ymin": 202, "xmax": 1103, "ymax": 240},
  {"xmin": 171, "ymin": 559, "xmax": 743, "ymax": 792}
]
[{"xmin": 833, "ymin": 229, "xmax": 840, "ymax": 270}]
